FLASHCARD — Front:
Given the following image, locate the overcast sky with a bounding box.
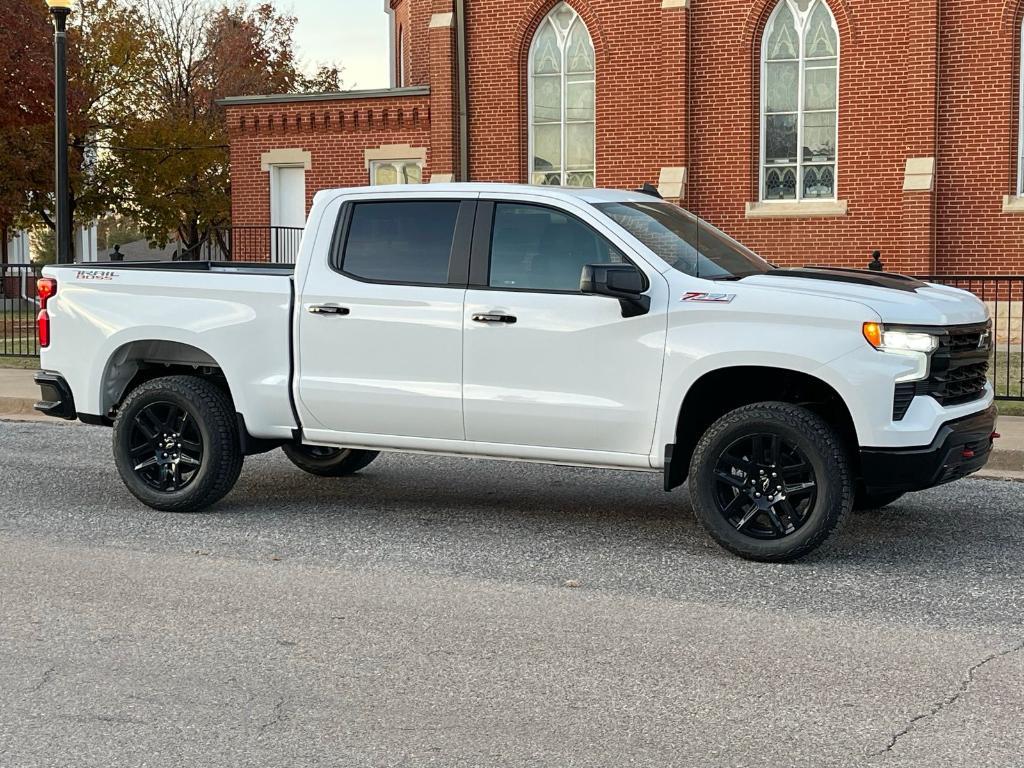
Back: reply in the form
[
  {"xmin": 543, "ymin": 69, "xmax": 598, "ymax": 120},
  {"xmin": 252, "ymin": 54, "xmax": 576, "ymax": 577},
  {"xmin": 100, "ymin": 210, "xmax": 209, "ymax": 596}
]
[{"xmin": 287, "ymin": 0, "xmax": 391, "ymax": 90}]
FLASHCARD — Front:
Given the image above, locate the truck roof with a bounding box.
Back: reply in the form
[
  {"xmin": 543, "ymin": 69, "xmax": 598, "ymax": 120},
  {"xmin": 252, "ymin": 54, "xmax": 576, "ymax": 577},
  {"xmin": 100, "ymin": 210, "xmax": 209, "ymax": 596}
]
[{"xmin": 320, "ymin": 183, "xmax": 660, "ymax": 205}]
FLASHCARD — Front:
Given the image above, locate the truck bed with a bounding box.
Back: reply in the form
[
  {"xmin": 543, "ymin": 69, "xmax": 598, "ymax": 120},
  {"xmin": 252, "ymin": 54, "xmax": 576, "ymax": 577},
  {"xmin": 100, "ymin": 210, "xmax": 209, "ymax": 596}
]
[
  {"xmin": 56, "ymin": 260, "xmax": 296, "ymax": 276},
  {"xmin": 41, "ymin": 259, "xmax": 298, "ymax": 439}
]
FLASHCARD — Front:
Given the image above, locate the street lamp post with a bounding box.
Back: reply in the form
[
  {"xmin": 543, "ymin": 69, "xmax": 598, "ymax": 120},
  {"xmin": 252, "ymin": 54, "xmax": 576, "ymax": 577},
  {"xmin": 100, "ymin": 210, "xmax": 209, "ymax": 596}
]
[{"xmin": 46, "ymin": 0, "xmax": 73, "ymax": 265}]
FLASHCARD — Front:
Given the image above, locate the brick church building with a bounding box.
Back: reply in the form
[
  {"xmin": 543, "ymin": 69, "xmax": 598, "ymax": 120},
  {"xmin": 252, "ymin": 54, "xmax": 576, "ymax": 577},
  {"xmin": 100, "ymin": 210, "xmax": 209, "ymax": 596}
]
[{"xmin": 222, "ymin": 0, "xmax": 1024, "ymax": 275}]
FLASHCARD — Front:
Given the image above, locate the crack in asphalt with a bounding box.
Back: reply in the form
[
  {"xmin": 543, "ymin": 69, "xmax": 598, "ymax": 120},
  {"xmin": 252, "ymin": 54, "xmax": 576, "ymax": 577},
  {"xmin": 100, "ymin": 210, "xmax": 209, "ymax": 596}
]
[
  {"xmin": 872, "ymin": 639, "xmax": 1024, "ymax": 757},
  {"xmin": 28, "ymin": 665, "xmax": 56, "ymax": 693},
  {"xmin": 258, "ymin": 696, "xmax": 287, "ymax": 737}
]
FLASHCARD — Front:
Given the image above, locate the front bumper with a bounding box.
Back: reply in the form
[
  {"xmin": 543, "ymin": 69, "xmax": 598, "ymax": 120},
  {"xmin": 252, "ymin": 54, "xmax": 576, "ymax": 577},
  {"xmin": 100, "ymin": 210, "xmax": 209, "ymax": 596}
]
[
  {"xmin": 34, "ymin": 370, "xmax": 77, "ymax": 420},
  {"xmin": 860, "ymin": 405, "xmax": 998, "ymax": 494}
]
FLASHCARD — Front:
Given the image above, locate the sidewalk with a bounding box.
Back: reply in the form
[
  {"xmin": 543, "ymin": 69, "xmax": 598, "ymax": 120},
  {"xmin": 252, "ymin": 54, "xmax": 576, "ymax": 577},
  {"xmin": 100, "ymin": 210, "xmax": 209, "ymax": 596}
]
[
  {"xmin": 1, "ymin": 366, "xmax": 1022, "ymax": 476},
  {"xmin": 0, "ymin": 368, "xmax": 42, "ymax": 418}
]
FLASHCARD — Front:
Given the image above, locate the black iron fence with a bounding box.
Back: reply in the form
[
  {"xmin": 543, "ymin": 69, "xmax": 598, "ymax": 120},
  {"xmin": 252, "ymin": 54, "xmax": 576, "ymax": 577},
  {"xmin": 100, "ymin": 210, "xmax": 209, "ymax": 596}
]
[
  {"xmin": 180, "ymin": 226, "xmax": 304, "ymax": 264},
  {"xmin": 2, "ymin": 262, "xmax": 1023, "ymax": 401},
  {"xmin": 0, "ymin": 263, "xmax": 43, "ymax": 357},
  {"xmin": 924, "ymin": 276, "xmax": 1024, "ymax": 402}
]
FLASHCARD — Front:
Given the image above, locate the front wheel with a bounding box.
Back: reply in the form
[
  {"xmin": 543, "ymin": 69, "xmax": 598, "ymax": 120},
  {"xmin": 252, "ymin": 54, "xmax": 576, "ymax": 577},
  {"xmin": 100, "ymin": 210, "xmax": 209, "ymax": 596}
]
[
  {"xmin": 282, "ymin": 444, "xmax": 380, "ymax": 477},
  {"xmin": 113, "ymin": 375, "xmax": 243, "ymax": 513},
  {"xmin": 688, "ymin": 402, "xmax": 854, "ymax": 563}
]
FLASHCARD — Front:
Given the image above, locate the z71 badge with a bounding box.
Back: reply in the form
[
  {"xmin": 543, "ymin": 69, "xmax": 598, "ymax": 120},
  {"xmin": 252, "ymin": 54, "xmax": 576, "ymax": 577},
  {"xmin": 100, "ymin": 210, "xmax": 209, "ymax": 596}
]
[
  {"xmin": 680, "ymin": 292, "xmax": 735, "ymax": 304},
  {"xmin": 76, "ymin": 270, "xmax": 116, "ymax": 281}
]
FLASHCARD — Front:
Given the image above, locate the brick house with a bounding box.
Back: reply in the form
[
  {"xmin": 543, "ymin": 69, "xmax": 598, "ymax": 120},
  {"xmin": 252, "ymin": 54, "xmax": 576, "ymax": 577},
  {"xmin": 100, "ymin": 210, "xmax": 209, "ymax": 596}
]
[{"xmin": 221, "ymin": 0, "xmax": 1024, "ymax": 275}]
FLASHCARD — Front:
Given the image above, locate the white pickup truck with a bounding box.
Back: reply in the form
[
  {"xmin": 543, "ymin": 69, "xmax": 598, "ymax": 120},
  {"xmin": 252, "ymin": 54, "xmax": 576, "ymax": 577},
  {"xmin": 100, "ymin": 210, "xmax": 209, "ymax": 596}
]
[{"xmin": 34, "ymin": 184, "xmax": 998, "ymax": 561}]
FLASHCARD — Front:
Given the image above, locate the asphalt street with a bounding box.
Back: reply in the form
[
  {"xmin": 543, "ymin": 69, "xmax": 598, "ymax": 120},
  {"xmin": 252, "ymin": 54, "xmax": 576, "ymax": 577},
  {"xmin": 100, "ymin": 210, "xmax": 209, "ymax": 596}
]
[{"xmin": 1, "ymin": 419, "xmax": 1023, "ymax": 767}]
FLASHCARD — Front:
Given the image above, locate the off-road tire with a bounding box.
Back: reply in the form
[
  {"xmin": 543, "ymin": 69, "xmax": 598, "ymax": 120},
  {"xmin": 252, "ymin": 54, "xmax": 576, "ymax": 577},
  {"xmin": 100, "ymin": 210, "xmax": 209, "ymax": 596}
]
[
  {"xmin": 113, "ymin": 375, "xmax": 243, "ymax": 512},
  {"xmin": 688, "ymin": 401, "xmax": 854, "ymax": 562},
  {"xmin": 282, "ymin": 445, "xmax": 380, "ymax": 477}
]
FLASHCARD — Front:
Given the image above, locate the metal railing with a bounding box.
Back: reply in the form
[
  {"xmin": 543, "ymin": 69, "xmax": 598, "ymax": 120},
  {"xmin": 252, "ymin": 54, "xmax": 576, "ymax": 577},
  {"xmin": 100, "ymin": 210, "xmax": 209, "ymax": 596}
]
[
  {"xmin": 0, "ymin": 263, "xmax": 43, "ymax": 357},
  {"xmin": 179, "ymin": 226, "xmax": 304, "ymax": 264},
  {"xmin": 924, "ymin": 276, "xmax": 1024, "ymax": 402},
  {"xmin": 2, "ymin": 262, "xmax": 1023, "ymax": 401}
]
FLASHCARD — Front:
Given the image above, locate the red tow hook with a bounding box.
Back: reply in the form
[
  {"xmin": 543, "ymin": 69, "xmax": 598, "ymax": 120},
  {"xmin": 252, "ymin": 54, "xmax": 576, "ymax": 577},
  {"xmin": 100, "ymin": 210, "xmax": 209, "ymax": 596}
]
[{"xmin": 965, "ymin": 432, "xmax": 1001, "ymax": 459}]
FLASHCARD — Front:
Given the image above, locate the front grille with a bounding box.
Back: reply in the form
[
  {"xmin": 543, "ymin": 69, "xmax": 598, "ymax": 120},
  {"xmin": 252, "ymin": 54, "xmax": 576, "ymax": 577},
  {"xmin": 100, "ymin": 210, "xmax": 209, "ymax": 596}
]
[{"xmin": 921, "ymin": 323, "xmax": 991, "ymax": 408}]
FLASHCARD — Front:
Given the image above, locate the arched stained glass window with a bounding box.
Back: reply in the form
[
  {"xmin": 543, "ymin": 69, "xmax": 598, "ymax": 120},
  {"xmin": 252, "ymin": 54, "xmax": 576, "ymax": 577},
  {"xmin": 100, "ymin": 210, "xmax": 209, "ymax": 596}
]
[
  {"xmin": 529, "ymin": 2, "xmax": 595, "ymax": 187},
  {"xmin": 761, "ymin": 0, "xmax": 839, "ymax": 201}
]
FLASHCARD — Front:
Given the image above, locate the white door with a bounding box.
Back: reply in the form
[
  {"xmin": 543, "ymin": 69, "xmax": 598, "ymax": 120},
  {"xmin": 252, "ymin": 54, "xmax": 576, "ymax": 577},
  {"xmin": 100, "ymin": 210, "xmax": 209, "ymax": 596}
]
[
  {"xmin": 270, "ymin": 165, "xmax": 306, "ymax": 262},
  {"xmin": 462, "ymin": 200, "xmax": 668, "ymax": 456},
  {"xmin": 295, "ymin": 196, "xmax": 473, "ymax": 441}
]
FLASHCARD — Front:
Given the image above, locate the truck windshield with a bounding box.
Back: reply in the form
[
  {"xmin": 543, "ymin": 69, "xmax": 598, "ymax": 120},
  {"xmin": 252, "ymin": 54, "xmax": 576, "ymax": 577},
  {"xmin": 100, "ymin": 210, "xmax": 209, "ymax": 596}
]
[{"xmin": 595, "ymin": 201, "xmax": 773, "ymax": 280}]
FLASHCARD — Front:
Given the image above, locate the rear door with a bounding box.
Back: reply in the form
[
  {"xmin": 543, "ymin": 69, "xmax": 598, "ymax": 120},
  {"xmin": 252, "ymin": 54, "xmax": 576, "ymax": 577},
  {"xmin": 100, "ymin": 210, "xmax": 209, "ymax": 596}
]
[
  {"xmin": 295, "ymin": 193, "xmax": 475, "ymax": 440},
  {"xmin": 461, "ymin": 196, "xmax": 669, "ymax": 456}
]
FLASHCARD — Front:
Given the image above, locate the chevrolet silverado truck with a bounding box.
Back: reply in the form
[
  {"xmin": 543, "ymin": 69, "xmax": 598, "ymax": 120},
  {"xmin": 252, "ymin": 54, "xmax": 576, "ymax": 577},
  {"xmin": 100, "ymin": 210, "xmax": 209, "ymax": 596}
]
[{"xmin": 33, "ymin": 184, "xmax": 998, "ymax": 561}]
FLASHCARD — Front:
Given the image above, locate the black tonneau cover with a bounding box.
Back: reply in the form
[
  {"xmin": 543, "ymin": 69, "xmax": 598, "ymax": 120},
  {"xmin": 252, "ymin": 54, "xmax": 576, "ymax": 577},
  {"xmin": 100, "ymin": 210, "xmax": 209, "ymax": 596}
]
[
  {"xmin": 760, "ymin": 266, "xmax": 926, "ymax": 293},
  {"xmin": 49, "ymin": 260, "xmax": 295, "ymax": 277}
]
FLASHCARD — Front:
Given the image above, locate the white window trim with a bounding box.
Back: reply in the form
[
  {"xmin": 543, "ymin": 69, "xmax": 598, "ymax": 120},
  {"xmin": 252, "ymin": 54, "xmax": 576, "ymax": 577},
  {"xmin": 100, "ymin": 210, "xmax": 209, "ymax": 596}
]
[
  {"xmin": 527, "ymin": 3, "xmax": 596, "ymax": 188},
  {"xmin": 368, "ymin": 158, "xmax": 424, "ymax": 185},
  {"xmin": 758, "ymin": 0, "xmax": 840, "ymax": 205}
]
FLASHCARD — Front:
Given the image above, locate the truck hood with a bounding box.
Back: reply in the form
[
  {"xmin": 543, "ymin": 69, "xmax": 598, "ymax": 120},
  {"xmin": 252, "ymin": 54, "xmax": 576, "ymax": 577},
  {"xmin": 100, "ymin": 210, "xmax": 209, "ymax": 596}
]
[{"xmin": 738, "ymin": 269, "xmax": 988, "ymax": 326}]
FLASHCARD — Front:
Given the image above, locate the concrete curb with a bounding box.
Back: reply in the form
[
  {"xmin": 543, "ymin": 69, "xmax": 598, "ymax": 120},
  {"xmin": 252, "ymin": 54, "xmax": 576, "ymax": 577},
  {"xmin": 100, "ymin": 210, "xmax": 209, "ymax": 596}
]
[{"xmin": 0, "ymin": 396, "xmax": 37, "ymax": 416}]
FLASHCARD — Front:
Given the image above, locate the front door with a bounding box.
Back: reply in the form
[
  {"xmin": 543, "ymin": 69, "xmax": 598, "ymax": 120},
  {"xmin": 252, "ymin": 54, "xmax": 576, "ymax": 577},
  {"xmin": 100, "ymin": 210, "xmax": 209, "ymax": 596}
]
[
  {"xmin": 296, "ymin": 195, "xmax": 475, "ymax": 441},
  {"xmin": 270, "ymin": 165, "xmax": 306, "ymax": 262},
  {"xmin": 462, "ymin": 199, "xmax": 668, "ymax": 456}
]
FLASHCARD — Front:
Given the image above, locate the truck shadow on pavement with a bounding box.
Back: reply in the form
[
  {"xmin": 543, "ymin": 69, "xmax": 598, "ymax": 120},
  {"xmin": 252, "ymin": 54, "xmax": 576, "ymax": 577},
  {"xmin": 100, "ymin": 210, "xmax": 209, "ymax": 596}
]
[{"xmin": 217, "ymin": 451, "xmax": 1023, "ymax": 571}]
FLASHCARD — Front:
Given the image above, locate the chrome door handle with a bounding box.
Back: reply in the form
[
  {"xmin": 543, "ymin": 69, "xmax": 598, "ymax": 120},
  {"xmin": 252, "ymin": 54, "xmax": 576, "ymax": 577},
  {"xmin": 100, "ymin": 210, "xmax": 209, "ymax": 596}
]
[
  {"xmin": 308, "ymin": 304, "xmax": 350, "ymax": 316},
  {"xmin": 472, "ymin": 313, "xmax": 517, "ymax": 324}
]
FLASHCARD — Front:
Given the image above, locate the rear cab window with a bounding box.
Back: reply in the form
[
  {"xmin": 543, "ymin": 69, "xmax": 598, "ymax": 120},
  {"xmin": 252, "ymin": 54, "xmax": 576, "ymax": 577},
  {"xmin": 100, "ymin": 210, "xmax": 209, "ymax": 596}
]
[{"xmin": 337, "ymin": 200, "xmax": 463, "ymax": 286}]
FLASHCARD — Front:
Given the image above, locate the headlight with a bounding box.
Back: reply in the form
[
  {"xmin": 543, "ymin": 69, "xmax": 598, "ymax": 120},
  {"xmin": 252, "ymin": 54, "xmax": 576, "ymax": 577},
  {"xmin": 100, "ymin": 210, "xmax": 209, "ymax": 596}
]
[{"xmin": 862, "ymin": 323, "xmax": 939, "ymax": 353}]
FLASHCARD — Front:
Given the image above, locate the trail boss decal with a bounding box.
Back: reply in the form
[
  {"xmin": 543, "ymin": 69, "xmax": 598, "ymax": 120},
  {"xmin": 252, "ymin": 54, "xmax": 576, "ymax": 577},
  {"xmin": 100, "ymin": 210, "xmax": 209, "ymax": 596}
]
[
  {"xmin": 76, "ymin": 270, "xmax": 116, "ymax": 281},
  {"xmin": 680, "ymin": 292, "xmax": 736, "ymax": 304}
]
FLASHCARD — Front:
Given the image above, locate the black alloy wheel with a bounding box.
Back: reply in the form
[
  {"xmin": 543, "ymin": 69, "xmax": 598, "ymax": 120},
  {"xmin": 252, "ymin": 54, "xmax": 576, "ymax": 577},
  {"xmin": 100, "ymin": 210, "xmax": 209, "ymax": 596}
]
[
  {"xmin": 712, "ymin": 433, "xmax": 817, "ymax": 539},
  {"xmin": 128, "ymin": 401, "xmax": 204, "ymax": 492},
  {"xmin": 688, "ymin": 402, "xmax": 853, "ymax": 562},
  {"xmin": 282, "ymin": 443, "xmax": 380, "ymax": 477},
  {"xmin": 113, "ymin": 375, "xmax": 243, "ymax": 513}
]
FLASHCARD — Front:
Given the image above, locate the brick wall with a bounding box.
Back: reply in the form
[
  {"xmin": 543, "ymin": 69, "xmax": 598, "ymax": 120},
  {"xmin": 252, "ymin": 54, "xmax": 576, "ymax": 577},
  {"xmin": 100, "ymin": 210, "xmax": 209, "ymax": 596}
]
[
  {"xmin": 225, "ymin": 91, "xmax": 432, "ymax": 230},
  {"xmin": 224, "ymin": 0, "xmax": 1024, "ymax": 275},
  {"xmin": 935, "ymin": 0, "xmax": 1024, "ymax": 275}
]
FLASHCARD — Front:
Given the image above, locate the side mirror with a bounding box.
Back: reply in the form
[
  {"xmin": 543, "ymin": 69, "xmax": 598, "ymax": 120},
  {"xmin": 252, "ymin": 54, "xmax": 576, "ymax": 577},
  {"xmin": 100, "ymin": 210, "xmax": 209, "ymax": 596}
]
[{"xmin": 580, "ymin": 263, "xmax": 651, "ymax": 317}]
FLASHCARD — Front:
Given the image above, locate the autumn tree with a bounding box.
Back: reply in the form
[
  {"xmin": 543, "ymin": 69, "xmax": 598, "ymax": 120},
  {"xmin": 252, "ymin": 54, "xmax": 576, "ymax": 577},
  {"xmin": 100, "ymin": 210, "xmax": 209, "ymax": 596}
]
[
  {"xmin": 110, "ymin": 0, "xmax": 343, "ymax": 255},
  {"xmin": 0, "ymin": 0, "xmax": 146, "ymax": 263},
  {"xmin": 0, "ymin": 0, "xmax": 52, "ymax": 262}
]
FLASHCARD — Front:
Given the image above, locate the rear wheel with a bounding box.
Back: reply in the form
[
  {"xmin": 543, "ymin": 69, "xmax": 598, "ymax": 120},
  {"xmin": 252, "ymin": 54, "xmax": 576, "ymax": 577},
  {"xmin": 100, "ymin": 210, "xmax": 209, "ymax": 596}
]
[
  {"xmin": 113, "ymin": 376, "xmax": 243, "ymax": 512},
  {"xmin": 282, "ymin": 444, "xmax": 380, "ymax": 477},
  {"xmin": 688, "ymin": 402, "xmax": 853, "ymax": 562}
]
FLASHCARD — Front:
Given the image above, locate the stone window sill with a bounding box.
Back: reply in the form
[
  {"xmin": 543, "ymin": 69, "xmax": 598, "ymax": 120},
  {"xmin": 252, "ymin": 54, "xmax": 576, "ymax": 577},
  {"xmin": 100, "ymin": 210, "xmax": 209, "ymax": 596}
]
[
  {"xmin": 745, "ymin": 200, "xmax": 848, "ymax": 219},
  {"xmin": 1002, "ymin": 195, "xmax": 1024, "ymax": 213}
]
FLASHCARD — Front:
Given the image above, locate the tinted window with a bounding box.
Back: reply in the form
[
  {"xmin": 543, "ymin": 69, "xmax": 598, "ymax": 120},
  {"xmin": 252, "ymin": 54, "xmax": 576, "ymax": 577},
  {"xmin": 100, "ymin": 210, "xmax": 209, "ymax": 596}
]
[
  {"xmin": 342, "ymin": 201, "xmax": 460, "ymax": 285},
  {"xmin": 488, "ymin": 203, "xmax": 624, "ymax": 292},
  {"xmin": 596, "ymin": 201, "xmax": 771, "ymax": 280}
]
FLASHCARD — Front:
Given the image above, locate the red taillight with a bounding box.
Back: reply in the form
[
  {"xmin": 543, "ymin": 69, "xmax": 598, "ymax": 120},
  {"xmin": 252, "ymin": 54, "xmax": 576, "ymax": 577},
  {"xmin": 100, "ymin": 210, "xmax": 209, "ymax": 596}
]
[
  {"xmin": 36, "ymin": 278, "xmax": 56, "ymax": 349},
  {"xmin": 37, "ymin": 277, "xmax": 57, "ymax": 306},
  {"xmin": 37, "ymin": 309, "xmax": 50, "ymax": 348}
]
